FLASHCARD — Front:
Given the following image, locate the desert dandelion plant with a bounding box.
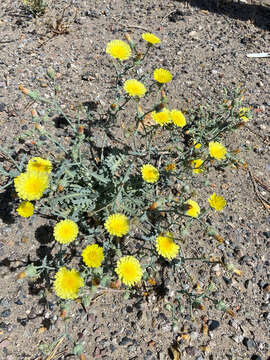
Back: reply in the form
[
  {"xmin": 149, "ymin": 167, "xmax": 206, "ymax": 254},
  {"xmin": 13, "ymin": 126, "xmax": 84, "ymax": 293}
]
[
  {"xmin": 209, "ymin": 141, "xmax": 227, "ymax": 160},
  {"xmin": 115, "ymin": 256, "xmax": 143, "ymax": 286},
  {"xmin": 141, "ymin": 164, "xmax": 159, "ymax": 183},
  {"xmin": 124, "ymin": 79, "xmax": 146, "ymax": 98},
  {"xmin": 14, "ymin": 171, "xmax": 49, "ymax": 201},
  {"xmin": 106, "ymin": 40, "xmax": 131, "ymax": 61},
  {"xmin": 171, "ymin": 109, "xmax": 186, "ymax": 127},
  {"xmin": 27, "ymin": 157, "xmax": 52, "ymax": 174},
  {"xmin": 156, "ymin": 233, "xmax": 179, "ymax": 260},
  {"xmin": 54, "ymin": 219, "xmax": 79, "ymax": 244},
  {"xmin": 82, "ymin": 244, "xmax": 104, "ymax": 268},
  {"xmin": 153, "ymin": 68, "xmax": 172, "ymax": 84},
  {"xmin": 208, "ymin": 193, "xmax": 227, "ymax": 211},
  {"xmin": 16, "ymin": 201, "xmax": 34, "ymax": 218},
  {"xmin": 151, "ymin": 108, "xmax": 171, "ymax": 126},
  {"xmin": 104, "ymin": 213, "xmax": 129, "ymax": 237},
  {"xmin": 192, "ymin": 159, "xmax": 204, "ymax": 174},
  {"xmin": 185, "ymin": 199, "xmax": 200, "ymax": 218},
  {"xmin": 142, "ymin": 32, "xmax": 161, "ymax": 45},
  {"xmin": 54, "ymin": 267, "xmax": 84, "ymax": 300}
]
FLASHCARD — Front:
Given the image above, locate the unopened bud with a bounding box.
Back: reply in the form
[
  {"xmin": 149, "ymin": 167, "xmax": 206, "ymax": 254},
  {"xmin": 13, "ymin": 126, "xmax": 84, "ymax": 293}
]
[
  {"xmin": 155, "ymin": 103, "xmax": 165, "ymax": 112},
  {"xmin": 17, "ymin": 271, "xmax": 26, "ymax": 280},
  {"xmin": 47, "ymin": 67, "xmax": 56, "ymax": 80},
  {"xmin": 124, "ymin": 33, "xmax": 134, "ymax": 48},
  {"xmin": 135, "ymin": 52, "xmax": 142, "ymax": 61}
]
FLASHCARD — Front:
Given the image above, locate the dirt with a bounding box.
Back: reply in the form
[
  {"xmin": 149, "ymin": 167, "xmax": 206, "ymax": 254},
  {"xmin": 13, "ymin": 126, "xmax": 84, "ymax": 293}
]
[{"xmin": 0, "ymin": 0, "xmax": 270, "ymax": 359}]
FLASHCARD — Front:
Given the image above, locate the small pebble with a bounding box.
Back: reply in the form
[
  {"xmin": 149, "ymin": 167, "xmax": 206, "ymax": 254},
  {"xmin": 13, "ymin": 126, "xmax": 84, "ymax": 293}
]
[
  {"xmin": 243, "ymin": 337, "xmax": 256, "ymax": 349},
  {"xmin": 251, "ymin": 355, "xmax": 261, "ymax": 360},
  {"xmin": 119, "ymin": 336, "xmax": 133, "ymax": 346},
  {"xmin": 0, "ymin": 309, "xmax": 11, "ymax": 318},
  {"xmin": 0, "ymin": 103, "xmax": 6, "ymax": 112},
  {"xmin": 207, "ymin": 320, "xmax": 220, "ymax": 331}
]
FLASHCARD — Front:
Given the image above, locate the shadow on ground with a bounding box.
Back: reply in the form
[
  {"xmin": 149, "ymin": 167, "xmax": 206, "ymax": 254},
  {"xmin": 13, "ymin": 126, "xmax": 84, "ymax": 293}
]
[{"xmin": 174, "ymin": 0, "xmax": 270, "ymax": 30}]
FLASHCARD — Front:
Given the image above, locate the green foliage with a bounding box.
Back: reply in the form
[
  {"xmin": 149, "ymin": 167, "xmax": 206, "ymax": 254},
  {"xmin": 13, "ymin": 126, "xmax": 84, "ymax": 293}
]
[
  {"xmin": 21, "ymin": 0, "xmax": 47, "ymax": 16},
  {"xmin": 0, "ymin": 32, "xmax": 252, "ymax": 324}
]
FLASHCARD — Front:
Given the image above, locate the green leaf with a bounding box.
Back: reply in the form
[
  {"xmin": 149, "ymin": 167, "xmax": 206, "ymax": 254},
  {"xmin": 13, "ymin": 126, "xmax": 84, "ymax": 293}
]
[{"xmin": 73, "ymin": 343, "xmax": 84, "ymax": 355}]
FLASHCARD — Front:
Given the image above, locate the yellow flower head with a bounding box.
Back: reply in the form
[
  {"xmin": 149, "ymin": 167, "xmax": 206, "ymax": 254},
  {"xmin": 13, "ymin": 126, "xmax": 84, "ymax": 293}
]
[
  {"xmin": 82, "ymin": 244, "xmax": 104, "ymax": 268},
  {"xmin": 106, "ymin": 40, "xmax": 131, "ymax": 61},
  {"xmin": 208, "ymin": 193, "xmax": 227, "ymax": 211},
  {"xmin": 104, "ymin": 213, "xmax": 129, "ymax": 237},
  {"xmin": 156, "ymin": 233, "xmax": 179, "ymax": 260},
  {"xmin": 238, "ymin": 107, "xmax": 251, "ymax": 122},
  {"xmin": 194, "ymin": 142, "xmax": 202, "ymax": 149},
  {"xmin": 54, "ymin": 219, "xmax": 78, "ymax": 244},
  {"xmin": 153, "ymin": 68, "xmax": 172, "ymax": 84},
  {"xmin": 185, "ymin": 199, "xmax": 200, "ymax": 218},
  {"xmin": 124, "ymin": 79, "xmax": 146, "ymax": 98},
  {"xmin": 142, "ymin": 33, "xmax": 161, "ymax": 44},
  {"xmin": 115, "ymin": 256, "xmax": 143, "ymax": 286},
  {"xmin": 141, "ymin": 164, "xmax": 159, "ymax": 183},
  {"xmin": 27, "ymin": 157, "xmax": 52, "ymax": 174},
  {"xmin": 191, "ymin": 159, "xmax": 204, "ymax": 174},
  {"xmin": 171, "ymin": 109, "xmax": 186, "ymax": 127},
  {"xmin": 209, "ymin": 141, "xmax": 227, "ymax": 160},
  {"xmin": 54, "ymin": 267, "xmax": 84, "ymax": 300},
  {"xmin": 16, "ymin": 201, "xmax": 34, "ymax": 217},
  {"xmin": 14, "ymin": 171, "xmax": 49, "ymax": 201},
  {"xmin": 151, "ymin": 108, "xmax": 171, "ymax": 126}
]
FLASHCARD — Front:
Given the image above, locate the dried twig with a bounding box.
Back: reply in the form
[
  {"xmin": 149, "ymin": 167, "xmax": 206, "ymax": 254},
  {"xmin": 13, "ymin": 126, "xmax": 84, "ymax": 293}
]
[
  {"xmin": 247, "ymin": 168, "xmax": 270, "ymax": 213},
  {"xmin": 46, "ymin": 337, "xmax": 65, "ymax": 360},
  {"xmin": 244, "ymin": 124, "xmax": 270, "ymax": 145}
]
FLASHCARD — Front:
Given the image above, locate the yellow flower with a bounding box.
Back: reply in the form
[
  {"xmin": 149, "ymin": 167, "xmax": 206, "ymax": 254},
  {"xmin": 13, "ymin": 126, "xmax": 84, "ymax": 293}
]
[
  {"xmin": 238, "ymin": 107, "xmax": 251, "ymax": 122},
  {"xmin": 142, "ymin": 32, "xmax": 161, "ymax": 44},
  {"xmin": 191, "ymin": 159, "xmax": 204, "ymax": 174},
  {"xmin": 54, "ymin": 219, "xmax": 78, "ymax": 244},
  {"xmin": 156, "ymin": 233, "xmax": 179, "ymax": 260},
  {"xmin": 16, "ymin": 201, "xmax": 34, "ymax": 217},
  {"xmin": 82, "ymin": 244, "xmax": 104, "ymax": 268},
  {"xmin": 104, "ymin": 213, "xmax": 129, "ymax": 237},
  {"xmin": 171, "ymin": 109, "xmax": 186, "ymax": 127},
  {"xmin": 115, "ymin": 256, "xmax": 143, "ymax": 286},
  {"xmin": 165, "ymin": 163, "xmax": 176, "ymax": 172},
  {"xmin": 194, "ymin": 142, "xmax": 202, "ymax": 149},
  {"xmin": 27, "ymin": 157, "xmax": 52, "ymax": 174},
  {"xmin": 208, "ymin": 193, "xmax": 227, "ymax": 211},
  {"xmin": 185, "ymin": 199, "xmax": 200, "ymax": 218},
  {"xmin": 106, "ymin": 40, "xmax": 131, "ymax": 61},
  {"xmin": 124, "ymin": 79, "xmax": 146, "ymax": 98},
  {"xmin": 209, "ymin": 141, "xmax": 227, "ymax": 160},
  {"xmin": 54, "ymin": 267, "xmax": 84, "ymax": 300},
  {"xmin": 151, "ymin": 108, "xmax": 171, "ymax": 126},
  {"xmin": 141, "ymin": 164, "xmax": 159, "ymax": 183},
  {"xmin": 153, "ymin": 68, "xmax": 172, "ymax": 84},
  {"xmin": 14, "ymin": 171, "xmax": 49, "ymax": 200}
]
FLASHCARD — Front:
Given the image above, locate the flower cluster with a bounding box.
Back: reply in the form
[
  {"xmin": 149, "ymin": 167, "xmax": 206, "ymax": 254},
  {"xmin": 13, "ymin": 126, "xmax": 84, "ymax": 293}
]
[
  {"xmin": 10, "ymin": 30, "xmax": 241, "ymax": 308},
  {"xmin": 14, "ymin": 157, "xmax": 52, "ymax": 217}
]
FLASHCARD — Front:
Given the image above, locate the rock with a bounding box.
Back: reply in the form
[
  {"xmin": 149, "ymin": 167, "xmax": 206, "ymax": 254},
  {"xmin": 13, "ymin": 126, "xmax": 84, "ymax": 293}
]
[
  {"xmin": 263, "ymin": 312, "xmax": 270, "ymax": 320},
  {"xmin": 232, "ymin": 335, "xmax": 244, "ymax": 344},
  {"xmin": 207, "ymin": 320, "xmax": 220, "ymax": 331},
  {"xmin": 0, "ymin": 309, "xmax": 11, "ymax": 318},
  {"xmin": 243, "ymin": 337, "xmax": 256, "ymax": 349},
  {"xmin": 263, "ymin": 231, "xmax": 270, "ymax": 239},
  {"xmin": 251, "ymin": 355, "xmax": 261, "ymax": 360},
  {"xmin": 119, "ymin": 336, "xmax": 133, "ymax": 346},
  {"xmin": 85, "ymin": 10, "xmax": 99, "ymax": 18},
  {"xmin": 0, "ymin": 103, "xmax": 6, "ymax": 112}
]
